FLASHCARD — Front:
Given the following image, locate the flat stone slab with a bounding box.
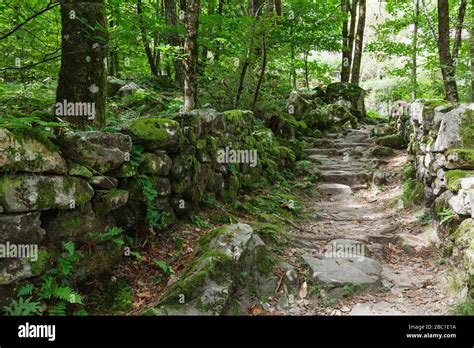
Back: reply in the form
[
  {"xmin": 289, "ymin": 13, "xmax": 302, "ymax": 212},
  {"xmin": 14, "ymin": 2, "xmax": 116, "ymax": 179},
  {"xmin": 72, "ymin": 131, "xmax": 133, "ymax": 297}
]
[
  {"xmin": 302, "ymin": 254, "xmax": 382, "ymax": 288},
  {"xmin": 320, "ymin": 170, "xmax": 372, "ymax": 186},
  {"xmin": 319, "ymin": 183, "xmax": 352, "ymax": 196}
]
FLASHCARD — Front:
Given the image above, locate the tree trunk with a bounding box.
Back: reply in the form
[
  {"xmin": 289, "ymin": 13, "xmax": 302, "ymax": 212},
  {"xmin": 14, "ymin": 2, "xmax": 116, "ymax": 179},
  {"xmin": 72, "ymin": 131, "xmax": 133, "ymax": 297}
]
[
  {"xmin": 214, "ymin": 0, "xmax": 225, "ymax": 61},
  {"xmin": 452, "ymin": 0, "xmax": 467, "ymax": 65},
  {"xmin": 137, "ymin": 0, "xmax": 159, "ymax": 76},
  {"xmin": 164, "ymin": 0, "xmax": 184, "ymax": 86},
  {"xmin": 56, "ymin": 0, "xmax": 107, "ymax": 129},
  {"xmin": 350, "ymin": 0, "xmax": 365, "ymax": 86},
  {"xmin": 340, "ymin": 0, "xmax": 350, "ymax": 83},
  {"xmin": 183, "ymin": 0, "xmax": 200, "ymax": 111},
  {"xmin": 471, "ymin": 0, "xmax": 474, "ymax": 102},
  {"xmin": 252, "ymin": 35, "xmax": 268, "ymax": 111},
  {"xmin": 437, "ymin": 0, "xmax": 459, "ymax": 102},
  {"xmin": 412, "ymin": 0, "xmax": 419, "ymax": 100},
  {"xmin": 304, "ymin": 51, "xmax": 309, "ymax": 89},
  {"xmin": 347, "ymin": 0, "xmax": 358, "ymax": 79},
  {"xmin": 274, "ymin": 0, "xmax": 281, "ymax": 16}
]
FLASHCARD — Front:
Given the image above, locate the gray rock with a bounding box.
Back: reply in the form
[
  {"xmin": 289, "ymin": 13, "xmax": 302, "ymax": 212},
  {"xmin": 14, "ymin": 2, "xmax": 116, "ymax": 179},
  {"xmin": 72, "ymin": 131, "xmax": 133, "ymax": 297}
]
[
  {"xmin": 107, "ymin": 76, "xmax": 127, "ymax": 97},
  {"xmin": 0, "ymin": 175, "xmax": 94, "ymax": 213},
  {"xmin": 0, "ymin": 128, "xmax": 66, "ymax": 174},
  {"xmin": 448, "ymin": 189, "xmax": 473, "ymax": 216},
  {"xmin": 59, "ymin": 131, "xmax": 132, "ymax": 173},
  {"xmin": 43, "ymin": 202, "xmax": 115, "ymax": 243},
  {"xmin": 92, "ymin": 189, "xmax": 129, "ymax": 216},
  {"xmin": 433, "ymin": 104, "xmax": 474, "ymax": 152},
  {"xmin": 117, "ymin": 82, "xmax": 142, "ymax": 97},
  {"xmin": 89, "ymin": 176, "xmax": 119, "ymax": 190},
  {"xmin": 0, "ymin": 259, "xmax": 33, "ymax": 285},
  {"xmin": 319, "ymin": 183, "xmax": 352, "ymax": 196},
  {"xmin": 302, "ymin": 254, "xmax": 382, "ymax": 289},
  {"xmin": 0, "ymin": 212, "xmax": 45, "ymax": 244},
  {"xmin": 141, "ymin": 152, "xmax": 172, "ymax": 176}
]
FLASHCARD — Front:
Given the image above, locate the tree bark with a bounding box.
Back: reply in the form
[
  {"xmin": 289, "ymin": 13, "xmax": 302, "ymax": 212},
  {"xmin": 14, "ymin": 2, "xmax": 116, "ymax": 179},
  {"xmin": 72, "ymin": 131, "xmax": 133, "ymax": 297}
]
[
  {"xmin": 350, "ymin": 0, "xmax": 365, "ymax": 85},
  {"xmin": 340, "ymin": 0, "xmax": 350, "ymax": 83},
  {"xmin": 452, "ymin": 0, "xmax": 467, "ymax": 65},
  {"xmin": 412, "ymin": 0, "xmax": 419, "ymax": 100},
  {"xmin": 347, "ymin": 0, "xmax": 358, "ymax": 78},
  {"xmin": 137, "ymin": 0, "xmax": 159, "ymax": 76},
  {"xmin": 183, "ymin": 0, "xmax": 200, "ymax": 111},
  {"xmin": 437, "ymin": 0, "xmax": 459, "ymax": 102},
  {"xmin": 164, "ymin": 0, "xmax": 184, "ymax": 86},
  {"xmin": 471, "ymin": 0, "xmax": 474, "ymax": 102},
  {"xmin": 252, "ymin": 35, "xmax": 268, "ymax": 111},
  {"xmin": 56, "ymin": 0, "xmax": 107, "ymax": 129}
]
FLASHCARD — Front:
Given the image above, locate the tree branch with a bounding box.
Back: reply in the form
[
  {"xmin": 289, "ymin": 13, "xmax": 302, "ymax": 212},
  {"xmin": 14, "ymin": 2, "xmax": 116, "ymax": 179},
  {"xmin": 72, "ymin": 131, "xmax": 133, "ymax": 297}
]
[{"xmin": 0, "ymin": 0, "xmax": 60, "ymax": 41}]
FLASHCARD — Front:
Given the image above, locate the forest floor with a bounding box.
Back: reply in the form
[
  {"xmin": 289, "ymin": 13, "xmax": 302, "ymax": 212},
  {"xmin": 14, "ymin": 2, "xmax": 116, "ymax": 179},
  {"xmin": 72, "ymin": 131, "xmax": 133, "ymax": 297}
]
[{"xmin": 265, "ymin": 125, "xmax": 455, "ymax": 315}]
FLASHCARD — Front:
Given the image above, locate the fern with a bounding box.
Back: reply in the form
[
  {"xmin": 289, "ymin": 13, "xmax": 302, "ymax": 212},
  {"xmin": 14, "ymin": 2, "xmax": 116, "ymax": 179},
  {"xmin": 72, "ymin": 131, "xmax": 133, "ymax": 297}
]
[
  {"xmin": 3, "ymin": 297, "xmax": 42, "ymax": 316},
  {"xmin": 47, "ymin": 301, "xmax": 67, "ymax": 316}
]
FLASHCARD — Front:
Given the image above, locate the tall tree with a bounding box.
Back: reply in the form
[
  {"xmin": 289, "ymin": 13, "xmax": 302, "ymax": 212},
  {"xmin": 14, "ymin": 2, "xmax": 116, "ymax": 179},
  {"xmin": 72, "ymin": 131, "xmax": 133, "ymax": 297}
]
[
  {"xmin": 412, "ymin": 0, "xmax": 420, "ymax": 100},
  {"xmin": 350, "ymin": 0, "xmax": 365, "ymax": 85},
  {"xmin": 137, "ymin": 0, "xmax": 159, "ymax": 76},
  {"xmin": 56, "ymin": 0, "xmax": 108, "ymax": 128},
  {"xmin": 340, "ymin": 0, "xmax": 350, "ymax": 83},
  {"xmin": 437, "ymin": 0, "xmax": 459, "ymax": 101},
  {"xmin": 183, "ymin": 0, "xmax": 200, "ymax": 111},
  {"xmin": 164, "ymin": 0, "xmax": 184, "ymax": 86},
  {"xmin": 471, "ymin": 0, "xmax": 474, "ymax": 101}
]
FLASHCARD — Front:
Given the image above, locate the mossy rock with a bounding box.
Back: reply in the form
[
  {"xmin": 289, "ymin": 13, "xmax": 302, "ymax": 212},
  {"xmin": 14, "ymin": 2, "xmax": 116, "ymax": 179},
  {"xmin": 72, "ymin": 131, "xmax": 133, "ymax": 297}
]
[
  {"xmin": 0, "ymin": 175, "xmax": 94, "ymax": 213},
  {"xmin": 445, "ymin": 170, "xmax": 474, "ymax": 191},
  {"xmin": 128, "ymin": 117, "xmax": 182, "ymax": 151},
  {"xmin": 445, "ymin": 149, "xmax": 474, "ymax": 170},
  {"xmin": 92, "ymin": 189, "xmax": 130, "ymax": 216},
  {"xmin": 153, "ymin": 223, "xmax": 255, "ymax": 315},
  {"xmin": 0, "ymin": 128, "xmax": 67, "ymax": 175},
  {"xmin": 375, "ymin": 133, "xmax": 407, "ymax": 150},
  {"xmin": 460, "ymin": 109, "xmax": 474, "ymax": 148},
  {"xmin": 371, "ymin": 146, "xmax": 395, "ymax": 158},
  {"xmin": 69, "ymin": 164, "xmax": 93, "ymax": 179}
]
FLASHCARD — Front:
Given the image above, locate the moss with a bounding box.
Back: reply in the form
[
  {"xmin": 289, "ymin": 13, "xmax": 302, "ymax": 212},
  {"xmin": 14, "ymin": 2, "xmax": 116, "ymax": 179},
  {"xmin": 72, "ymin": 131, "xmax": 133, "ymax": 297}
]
[
  {"xmin": 36, "ymin": 179, "xmax": 57, "ymax": 210},
  {"xmin": 446, "ymin": 148, "xmax": 474, "ymax": 168},
  {"xmin": 69, "ymin": 165, "xmax": 93, "ymax": 179},
  {"xmin": 129, "ymin": 117, "xmax": 179, "ymax": 142},
  {"xmin": 0, "ymin": 175, "xmax": 22, "ymax": 205},
  {"xmin": 375, "ymin": 133, "xmax": 407, "ymax": 150},
  {"xmin": 371, "ymin": 146, "xmax": 395, "ymax": 158},
  {"xmin": 445, "ymin": 170, "xmax": 474, "ymax": 191},
  {"xmin": 460, "ymin": 109, "xmax": 474, "ymax": 148},
  {"xmin": 4, "ymin": 124, "xmax": 57, "ymax": 152},
  {"xmin": 29, "ymin": 249, "xmax": 52, "ymax": 276}
]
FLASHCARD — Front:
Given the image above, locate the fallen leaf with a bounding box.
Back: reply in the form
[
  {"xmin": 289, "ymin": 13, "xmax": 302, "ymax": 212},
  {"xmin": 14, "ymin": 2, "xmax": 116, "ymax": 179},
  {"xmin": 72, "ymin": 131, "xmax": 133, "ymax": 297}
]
[
  {"xmin": 248, "ymin": 304, "xmax": 264, "ymax": 316},
  {"xmin": 299, "ymin": 281, "xmax": 308, "ymax": 299}
]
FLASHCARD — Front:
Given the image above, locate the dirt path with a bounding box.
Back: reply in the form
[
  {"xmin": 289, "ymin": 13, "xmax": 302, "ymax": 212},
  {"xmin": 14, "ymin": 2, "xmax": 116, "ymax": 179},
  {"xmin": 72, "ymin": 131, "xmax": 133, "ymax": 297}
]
[{"xmin": 269, "ymin": 125, "xmax": 453, "ymax": 315}]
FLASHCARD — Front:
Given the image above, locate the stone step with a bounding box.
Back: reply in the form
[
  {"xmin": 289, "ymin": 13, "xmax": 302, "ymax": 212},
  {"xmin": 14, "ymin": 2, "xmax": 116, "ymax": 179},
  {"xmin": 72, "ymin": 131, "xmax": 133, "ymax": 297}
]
[{"xmin": 320, "ymin": 170, "xmax": 373, "ymax": 186}]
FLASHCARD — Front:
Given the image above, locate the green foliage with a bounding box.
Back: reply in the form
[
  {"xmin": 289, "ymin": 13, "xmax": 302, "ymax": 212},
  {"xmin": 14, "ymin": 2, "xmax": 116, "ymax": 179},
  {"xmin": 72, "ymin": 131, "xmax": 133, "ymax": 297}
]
[{"xmin": 3, "ymin": 242, "xmax": 85, "ymax": 316}]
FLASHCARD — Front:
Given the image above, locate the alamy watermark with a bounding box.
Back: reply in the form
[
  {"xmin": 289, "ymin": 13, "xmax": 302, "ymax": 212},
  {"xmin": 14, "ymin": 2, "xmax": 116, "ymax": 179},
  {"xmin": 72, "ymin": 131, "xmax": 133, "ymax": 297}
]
[
  {"xmin": 0, "ymin": 242, "xmax": 38, "ymax": 261},
  {"xmin": 55, "ymin": 100, "xmax": 96, "ymax": 120},
  {"xmin": 217, "ymin": 146, "xmax": 258, "ymax": 167},
  {"xmin": 323, "ymin": 241, "xmax": 365, "ymax": 261}
]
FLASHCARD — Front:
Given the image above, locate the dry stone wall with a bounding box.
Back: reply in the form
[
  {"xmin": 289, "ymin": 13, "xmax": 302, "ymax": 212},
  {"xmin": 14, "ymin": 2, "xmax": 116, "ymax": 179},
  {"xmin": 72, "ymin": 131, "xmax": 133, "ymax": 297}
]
[
  {"xmin": 0, "ymin": 109, "xmax": 296, "ymax": 305},
  {"xmin": 408, "ymin": 100, "xmax": 474, "ymax": 298}
]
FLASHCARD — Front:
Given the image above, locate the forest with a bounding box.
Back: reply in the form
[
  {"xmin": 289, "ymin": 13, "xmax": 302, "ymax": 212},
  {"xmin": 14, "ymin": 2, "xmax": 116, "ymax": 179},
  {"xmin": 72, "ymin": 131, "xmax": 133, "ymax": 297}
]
[{"xmin": 0, "ymin": 0, "xmax": 473, "ymax": 324}]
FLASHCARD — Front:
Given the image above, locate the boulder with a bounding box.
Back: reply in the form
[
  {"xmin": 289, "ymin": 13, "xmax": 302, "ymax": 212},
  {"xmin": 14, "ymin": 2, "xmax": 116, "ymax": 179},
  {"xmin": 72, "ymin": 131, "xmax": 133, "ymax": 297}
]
[
  {"xmin": 325, "ymin": 82, "xmax": 366, "ymax": 119},
  {"xmin": 0, "ymin": 175, "xmax": 94, "ymax": 213},
  {"xmin": 141, "ymin": 152, "xmax": 172, "ymax": 176},
  {"xmin": 107, "ymin": 76, "xmax": 127, "ymax": 97},
  {"xmin": 151, "ymin": 223, "xmax": 255, "ymax": 315},
  {"xmin": 433, "ymin": 104, "xmax": 474, "ymax": 152},
  {"xmin": 0, "ymin": 212, "xmax": 45, "ymax": 244},
  {"xmin": 128, "ymin": 118, "xmax": 182, "ymax": 151},
  {"xmin": 92, "ymin": 189, "xmax": 129, "ymax": 216},
  {"xmin": 59, "ymin": 131, "xmax": 132, "ymax": 173},
  {"xmin": 0, "ymin": 128, "xmax": 66, "ymax": 174},
  {"xmin": 319, "ymin": 183, "xmax": 352, "ymax": 196},
  {"xmin": 302, "ymin": 254, "xmax": 381, "ymax": 290},
  {"xmin": 448, "ymin": 189, "xmax": 473, "ymax": 216},
  {"xmin": 43, "ymin": 202, "xmax": 115, "ymax": 243},
  {"xmin": 116, "ymin": 82, "xmax": 142, "ymax": 97}
]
